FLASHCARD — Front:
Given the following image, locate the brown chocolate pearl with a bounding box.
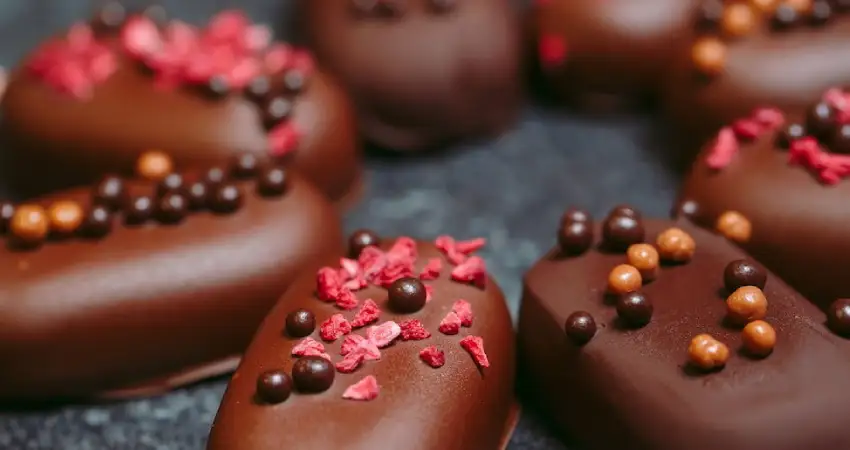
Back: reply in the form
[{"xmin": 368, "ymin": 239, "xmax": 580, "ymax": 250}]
[
  {"xmin": 696, "ymin": 0, "xmax": 725, "ymax": 31},
  {"xmin": 204, "ymin": 74, "xmax": 231, "ymax": 99},
  {"xmin": 245, "ymin": 75, "xmax": 271, "ymax": 103},
  {"xmin": 143, "ymin": 4, "xmax": 168, "ymax": 26},
  {"xmin": 256, "ymin": 369, "xmax": 292, "ymax": 404},
  {"xmin": 47, "ymin": 201, "xmax": 84, "ymax": 237},
  {"xmin": 124, "ymin": 195, "xmax": 154, "ymax": 225},
  {"xmin": 184, "ymin": 182, "xmax": 208, "ymax": 211},
  {"xmin": 772, "ymin": 3, "xmax": 800, "ymax": 29},
  {"xmin": 156, "ymin": 192, "xmax": 188, "ymax": 224},
  {"xmin": 156, "ymin": 173, "xmax": 185, "ymax": 198},
  {"xmin": 92, "ymin": 175, "xmax": 126, "ymax": 210},
  {"xmin": 561, "ymin": 208, "xmax": 592, "ymax": 224},
  {"xmin": 608, "ymin": 205, "xmax": 641, "ymax": 220},
  {"xmin": 564, "ymin": 311, "xmax": 597, "ymax": 345},
  {"xmin": 10, "ymin": 205, "xmax": 48, "ymax": 246},
  {"xmin": 292, "ymin": 356, "xmax": 335, "ymax": 393},
  {"xmin": 775, "ymin": 123, "xmax": 806, "ymax": 149},
  {"xmin": 655, "ymin": 228, "xmax": 696, "ymax": 263},
  {"xmin": 231, "ymin": 153, "xmax": 262, "ymax": 179},
  {"xmin": 348, "ymin": 229, "xmax": 381, "ymax": 258},
  {"xmin": 715, "ymin": 211, "xmax": 752, "ymax": 243},
  {"xmin": 285, "ymin": 309, "xmax": 316, "ymax": 338},
  {"xmin": 742, "ymin": 320, "xmax": 776, "ymax": 357},
  {"xmin": 136, "ymin": 150, "xmax": 173, "ymax": 181},
  {"xmin": 691, "ymin": 37, "xmax": 726, "ymax": 76},
  {"xmin": 607, "ymin": 264, "xmax": 643, "ymax": 295},
  {"xmin": 80, "ymin": 205, "xmax": 113, "ymax": 238},
  {"xmin": 602, "ymin": 215, "xmax": 645, "ymax": 251},
  {"xmin": 257, "ymin": 166, "xmax": 289, "ymax": 197},
  {"xmin": 726, "ymin": 286, "xmax": 768, "ymax": 325},
  {"xmin": 827, "ymin": 299, "xmax": 850, "ymax": 336},
  {"xmin": 831, "ymin": 124, "xmax": 850, "ymax": 155},
  {"xmin": 282, "ymin": 69, "xmax": 307, "ymax": 93},
  {"xmin": 809, "ymin": 0, "xmax": 833, "ymax": 25},
  {"xmin": 558, "ymin": 220, "xmax": 593, "ymax": 255},
  {"xmin": 750, "ymin": 0, "xmax": 779, "ymax": 12},
  {"xmin": 203, "ymin": 166, "xmax": 228, "ymax": 187},
  {"xmin": 388, "ymin": 277, "xmax": 427, "ymax": 313},
  {"xmin": 627, "ymin": 244, "xmax": 659, "ymax": 281},
  {"xmin": 209, "ymin": 183, "xmax": 243, "ymax": 214},
  {"xmin": 91, "ymin": 1, "xmax": 126, "ymax": 32},
  {"xmin": 721, "ymin": 3, "xmax": 756, "ymax": 38},
  {"xmin": 262, "ymin": 97, "xmax": 294, "ymax": 130},
  {"xmin": 688, "ymin": 334, "xmax": 729, "ymax": 371},
  {"xmin": 807, "ymin": 101, "xmax": 836, "ymax": 139},
  {"xmin": 724, "ymin": 259, "xmax": 767, "ymax": 292},
  {"xmin": 0, "ymin": 202, "xmax": 15, "ymax": 234},
  {"xmin": 616, "ymin": 291, "xmax": 653, "ymax": 328}
]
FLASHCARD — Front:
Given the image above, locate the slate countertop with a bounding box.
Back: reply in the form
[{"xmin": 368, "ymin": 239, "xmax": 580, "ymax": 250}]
[{"xmin": 0, "ymin": 1, "xmax": 682, "ymax": 448}]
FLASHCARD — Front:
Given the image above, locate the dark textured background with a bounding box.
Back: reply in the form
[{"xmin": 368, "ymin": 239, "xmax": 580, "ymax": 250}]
[{"xmin": 0, "ymin": 1, "xmax": 682, "ymax": 448}]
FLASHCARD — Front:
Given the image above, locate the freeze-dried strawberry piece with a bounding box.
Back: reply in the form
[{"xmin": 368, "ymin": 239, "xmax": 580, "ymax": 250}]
[
  {"xmin": 400, "ymin": 319, "xmax": 431, "ymax": 341},
  {"xmin": 538, "ymin": 33, "xmax": 568, "ymax": 69},
  {"xmin": 268, "ymin": 122, "xmax": 301, "ymax": 157},
  {"xmin": 264, "ymin": 43, "xmax": 294, "ymax": 73},
  {"xmin": 454, "ymin": 237, "xmax": 486, "ymax": 254},
  {"xmin": 291, "ymin": 49, "xmax": 315, "ymax": 74},
  {"xmin": 375, "ymin": 258, "xmax": 415, "ymax": 287},
  {"xmin": 435, "ymin": 235, "xmax": 467, "ymax": 265},
  {"xmin": 340, "ymin": 334, "xmax": 365, "ymax": 356},
  {"xmin": 335, "ymin": 289, "xmax": 359, "ymax": 311},
  {"xmin": 425, "ymin": 285, "xmax": 434, "ymax": 303},
  {"xmin": 751, "ymin": 107, "xmax": 784, "ymax": 130},
  {"xmin": 451, "ymin": 256, "xmax": 487, "ymax": 288},
  {"xmin": 121, "ymin": 16, "xmax": 162, "ymax": 58},
  {"xmin": 205, "ymin": 10, "xmax": 250, "ymax": 45},
  {"xmin": 419, "ymin": 258, "xmax": 442, "ymax": 280},
  {"xmin": 731, "ymin": 118, "xmax": 761, "ymax": 141},
  {"xmin": 419, "ymin": 346, "xmax": 446, "ymax": 368},
  {"xmin": 291, "ymin": 337, "xmax": 330, "ymax": 360},
  {"xmin": 340, "ymin": 335, "xmax": 381, "ymax": 361},
  {"xmin": 358, "ymin": 246, "xmax": 387, "ymax": 279},
  {"xmin": 388, "ymin": 236, "xmax": 417, "ymax": 260},
  {"xmin": 452, "ymin": 299, "xmax": 473, "ymax": 327},
  {"xmin": 340, "ymin": 259, "xmax": 369, "ymax": 291},
  {"xmin": 336, "ymin": 351, "xmax": 365, "ymax": 374},
  {"xmin": 460, "ymin": 336, "xmax": 490, "ymax": 368},
  {"xmin": 350, "ymin": 299, "xmax": 381, "ymax": 328},
  {"xmin": 342, "ymin": 375, "xmax": 380, "ymax": 401},
  {"xmin": 366, "ymin": 321, "xmax": 401, "ymax": 348},
  {"xmin": 706, "ymin": 127, "xmax": 739, "ymax": 170},
  {"xmin": 319, "ymin": 314, "xmax": 352, "ymax": 342},
  {"xmin": 316, "ymin": 266, "xmax": 344, "ymax": 302},
  {"xmin": 438, "ymin": 312, "xmax": 461, "ymax": 335}
]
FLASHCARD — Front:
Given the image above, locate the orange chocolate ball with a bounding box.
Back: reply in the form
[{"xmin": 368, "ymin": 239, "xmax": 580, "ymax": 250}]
[
  {"xmin": 608, "ymin": 264, "xmax": 643, "ymax": 295},
  {"xmin": 691, "ymin": 37, "xmax": 726, "ymax": 76},
  {"xmin": 742, "ymin": 320, "xmax": 776, "ymax": 357},
  {"xmin": 627, "ymin": 244, "xmax": 659, "ymax": 281},
  {"xmin": 136, "ymin": 150, "xmax": 174, "ymax": 181},
  {"xmin": 726, "ymin": 286, "xmax": 768, "ymax": 325},
  {"xmin": 721, "ymin": 3, "xmax": 757, "ymax": 38},
  {"xmin": 716, "ymin": 210, "xmax": 752, "ymax": 243},
  {"xmin": 47, "ymin": 200, "xmax": 84, "ymax": 236},
  {"xmin": 10, "ymin": 204, "xmax": 48, "ymax": 246},
  {"xmin": 688, "ymin": 334, "xmax": 730, "ymax": 371},
  {"xmin": 655, "ymin": 228, "xmax": 696, "ymax": 263}
]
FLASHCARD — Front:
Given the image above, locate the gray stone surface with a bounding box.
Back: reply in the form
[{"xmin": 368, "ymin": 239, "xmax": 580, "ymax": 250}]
[{"xmin": 0, "ymin": 1, "xmax": 682, "ymax": 448}]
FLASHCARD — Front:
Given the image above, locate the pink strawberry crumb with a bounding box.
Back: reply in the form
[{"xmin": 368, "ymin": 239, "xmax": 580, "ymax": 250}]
[
  {"xmin": 342, "ymin": 375, "xmax": 380, "ymax": 401},
  {"xmin": 460, "ymin": 336, "xmax": 490, "ymax": 369},
  {"xmin": 419, "ymin": 346, "xmax": 446, "ymax": 368},
  {"xmin": 319, "ymin": 314, "xmax": 352, "ymax": 342},
  {"xmin": 438, "ymin": 311, "xmax": 461, "ymax": 335}
]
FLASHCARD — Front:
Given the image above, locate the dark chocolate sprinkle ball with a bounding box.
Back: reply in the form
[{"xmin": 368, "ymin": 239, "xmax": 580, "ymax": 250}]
[
  {"xmin": 832, "ymin": 124, "xmax": 850, "ymax": 155},
  {"xmin": 186, "ymin": 182, "xmax": 209, "ymax": 210},
  {"xmin": 262, "ymin": 97, "xmax": 294, "ymax": 130},
  {"xmin": 775, "ymin": 123, "xmax": 806, "ymax": 149},
  {"xmin": 771, "ymin": 4, "xmax": 799, "ymax": 30},
  {"xmin": 80, "ymin": 205, "xmax": 113, "ymax": 238},
  {"xmin": 608, "ymin": 205, "xmax": 641, "ymax": 220},
  {"xmin": 558, "ymin": 220, "xmax": 593, "ymax": 255},
  {"xmin": 92, "ymin": 1, "xmax": 126, "ymax": 31},
  {"xmin": 285, "ymin": 309, "xmax": 316, "ymax": 338},
  {"xmin": 809, "ymin": 0, "xmax": 833, "ymax": 26},
  {"xmin": 387, "ymin": 277, "xmax": 427, "ymax": 313},
  {"xmin": 282, "ymin": 69, "xmax": 306, "ymax": 93},
  {"xmin": 92, "ymin": 175, "xmax": 126, "ymax": 210},
  {"xmin": 560, "ymin": 208, "xmax": 592, "ymax": 225},
  {"xmin": 616, "ymin": 291, "xmax": 653, "ymax": 328},
  {"xmin": 209, "ymin": 183, "xmax": 243, "ymax": 214},
  {"xmin": 231, "ymin": 153, "xmax": 262, "ymax": 179},
  {"xmin": 827, "ymin": 299, "xmax": 850, "ymax": 337},
  {"xmin": 807, "ymin": 101, "xmax": 836, "ymax": 139},
  {"xmin": 256, "ymin": 369, "xmax": 292, "ymax": 404},
  {"xmin": 203, "ymin": 166, "xmax": 228, "ymax": 187},
  {"xmin": 723, "ymin": 259, "xmax": 767, "ymax": 292},
  {"xmin": 695, "ymin": 0, "xmax": 724, "ymax": 32},
  {"xmin": 204, "ymin": 75, "xmax": 230, "ymax": 99},
  {"xmin": 602, "ymin": 215, "xmax": 645, "ymax": 251},
  {"xmin": 245, "ymin": 75, "xmax": 272, "ymax": 102},
  {"xmin": 257, "ymin": 166, "xmax": 289, "ymax": 197},
  {"xmin": 292, "ymin": 356, "xmax": 335, "ymax": 393},
  {"xmin": 348, "ymin": 229, "xmax": 381, "ymax": 258},
  {"xmin": 156, "ymin": 173, "xmax": 185, "ymax": 198},
  {"xmin": 124, "ymin": 195, "xmax": 154, "ymax": 225},
  {"xmin": 564, "ymin": 311, "xmax": 597, "ymax": 345},
  {"xmin": 156, "ymin": 192, "xmax": 188, "ymax": 224},
  {"xmin": 0, "ymin": 202, "xmax": 15, "ymax": 233}
]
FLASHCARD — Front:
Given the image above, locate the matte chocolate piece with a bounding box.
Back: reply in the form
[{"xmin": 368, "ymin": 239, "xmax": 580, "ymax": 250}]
[
  {"xmin": 0, "ymin": 172, "xmax": 342, "ymax": 401},
  {"xmin": 208, "ymin": 238, "xmax": 516, "ymax": 450},
  {"xmin": 298, "ymin": 0, "xmax": 523, "ymax": 151},
  {"xmin": 519, "ymin": 218, "xmax": 850, "ymax": 449},
  {"xmin": 0, "ymin": 12, "xmax": 361, "ymax": 206}
]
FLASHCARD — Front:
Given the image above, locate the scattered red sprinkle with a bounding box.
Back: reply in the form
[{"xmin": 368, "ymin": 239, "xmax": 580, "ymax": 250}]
[
  {"xmin": 340, "ymin": 334, "xmax": 381, "ymax": 361},
  {"xmin": 435, "ymin": 236, "xmax": 486, "ymax": 265},
  {"xmin": 335, "ymin": 289, "xmax": 360, "ymax": 310},
  {"xmin": 706, "ymin": 127, "xmax": 739, "ymax": 170},
  {"xmin": 438, "ymin": 311, "xmax": 462, "ymax": 335},
  {"xmin": 336, "ymin": 351, "xmax": 366, "ymax": 373},
  {"xmin": 706, "ymin": 108, "xmax": 785, "ymax": 170},
  {"xmin": 731, "ymin": 118, "xmax": 761, "ymax": 141},
  {"xmin": 419, "ymin": 258, "xmax": 442, "ymax": 280},
  {"xmin": 399, "ymin": 319, "xmax": 431, "ymax": 341},
  {"xmin": 316, "ymin": 267, "xmax": 344, "ymax": 302},
  {"xmin": 367, "ymin": 321, "xmax": 401, "ymax": 348},
  {"xmin": 389, "ymin": 237, "xmax": 418, "ymax": 260},
  {"xmin": 350, "ymin": 299, "xmax": 381, "ymax": 328},
  {"xmin": 460, "ymin": 335, "xmax": 490, "ymax": 369},
  {"xmin": 319, "ymin": 314, "xmax": 352, "ymax": 342},
  {"xmin": 121, "ymin": 17, "xmax": 162, "ymax": 59},
  {"xmin": 268, "ymin": 122, "xmax": 301, "ymax": 157},
  {"xmin": 751, "ymin": 107, "xmax": 785, "ymax": 129},
  {"xmin": 264, "ymin": 43, "xmax": 294, "ymax": 73},
  {"xmin": 339, "ymin": 258, "xmax": 368, "ymax": 291},
  {"xmin": 538, "ymin": 34, "xmax": 568, "ymax": 69},
  {"xmin": 824, "ymin": 88, "xmax": 850, "ymax": 124},
  {"xmin": 451, "ymin": 256, "xmax": 487, "ymax": 288},
  {"xmin": 452, "ymin": 300, "xmax": 474, "ymax": 327},
  {"xmin": 342, "ymin": 375, "xmax": 380, "ymax": 401},
  {"xmin": 291, "ymin": 337, "xmax": 331, "ymax": 360},
  {"xmin": 419, "ymin": 346, "xmax": 446, "ymax": 368},
  {"xmin": 789, "ymin": 137, "xmax": 850, "ymax": 185},
  {"xmin": 425, "ymin": 285, "xmax": 434, "ymax": 303}
]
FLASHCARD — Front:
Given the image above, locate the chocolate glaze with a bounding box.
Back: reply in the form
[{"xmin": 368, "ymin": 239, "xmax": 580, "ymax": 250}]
[
  {"xmin": 664, "ymin": 17, "xmax": 850, "ymax": 151},
  {"xmin": 0, "ymin": 33, "xmax": 361, "ymax": 204},
  {"xmin": 298, "ymin": 0, "xmax": 523, "ymax": 151},
  {"xmin": 0, "ymin": 173, "xmax": 342, "ymax": 401},
  {"xmin": 519, "ymin": 219, "xmax": 850, "ymax": 449},
  {"xmin": 676, "ymin": 116, "xmax": 850, "ymax": 310},
  {"xmin": 207, "ymin": 239, "xmax": 516, "ymax": 450}
]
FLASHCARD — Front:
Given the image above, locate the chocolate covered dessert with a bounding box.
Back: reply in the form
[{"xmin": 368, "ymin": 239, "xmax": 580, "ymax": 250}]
[
  {"xmin": 297, "ymin": 0, "xmax": 523, "ymax": 151},
  {"xmin": 519, "ymin": 205, "xmax": 850, "ymax": 449},
  {"xmin": 207, "ymin": 234, "xmax": 517, "ymax": 450},
  {"xmin": 0, "ymin": 5, "xmax": 361, "ymax": 204},
  {"xmin": 0, "ymin": 153, "xmax": 342, "ymax": 401}
]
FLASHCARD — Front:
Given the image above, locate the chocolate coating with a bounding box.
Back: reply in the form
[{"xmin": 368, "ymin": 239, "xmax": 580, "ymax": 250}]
[
  {"xmin": 519, "ymin": 219, "xmax": 850, "ymax": 449},
  {"xmin": 256, "ymin": 370, "xmax": 293, "ymax": 404},
  {"xmin": 124, "ymin": 195, "xmax": 154, "ymax": 225},
  {"xmin": 291, "ymin": 356, "xmax": 335, "ymax": 393},
  {"xmin": 723, "ymin": 259, "xmax": 767, "ymax": 292},
  {"xmin": 564, "ymin": 311, "xmax": 596, "ymax": 345},
  {"xmin": 284, "ymin": 309, "xmax": 316, "ymax": 338},
  {"xmin": 256, "ymin": 166, "xmax": 288, "ymax": 197},
  {"xmin": 92, "ymin": 175, "xmax": 126, "ymax": 210},
  {"xmin": 0, "ymin": 173, "xmax": 342, "ymax": 401},
  {"xmin": 0, "ymin": 31, "xmax": 361, "ymax": 205},
  {"xmin": 156, "ymin": 192, "xmax": 188, "ymax": 225},
  {"xmin": 79, "ymin": 204, "xmax": 113, "ymax": 238},
  {"xmin": 615, "ymin": 291, "xmax": 653, "ymax": 328},
  {"xmin": 387, "ymin": 277, "xmax": 427, "ymax": 313},
  {"xmin": 348, "ymin": 229, "xmax": 381, "ymax": 258},
  {"xmin": 299, "ymin": 0, "xmax": 522, "ymax": 151},
  {"xmin": 602, "ymin": 214, "xmax": 645, "ymax": 251},
  {"xmin": 186, "ymin": 181, "xmax": 209, "ymax": 210},
  {"xmin": 209, "ymin": 184, "xmax": 243, "ymax": 215},
  {"xmin": 157, "ymin": 173, "xmax": 186, "ymax": 198},
  {"xmin": 208, "ymin": 239, "xmax": 516, "ymax": 450}
]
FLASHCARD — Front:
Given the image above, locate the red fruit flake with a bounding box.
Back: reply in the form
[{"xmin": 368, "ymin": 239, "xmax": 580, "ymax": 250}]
[
  {"xmin": 316, "ymin": 266, "xmax": 344, "ymax": 302},
  {"xmin": 451, "ymin": 256, "xmax": 487, "ymax": 288},
  {"xmin": 460, "ymin": 335, "xmax": 490, "ymax": 369},
  {"xmin": 335, "ymin": 289, "xmax": 360, "ymax": 311},
  {"xmin": 538, "ymin": 34, "xmax": 568, "ymax": 69},
  {"xmin": 751, "ymin": 107, "xmax": 785, "ymax": 129},
  {"xmin": 425, "ymin": 285, "xmax": 434, "ymax": 303},
  {"xmin": 452, "ymin": 299, "xmax": 474, "ymax": 327},
  {"xmin": 350, "ymin": 299, "xmax": 381, "ymax": 328},
  {"xmin": 789, "ymin": 137, "xmax": 850, "ymax": 185},
  {"xmin": 319, "ymin": 314, "xmax": 352, "ymax": 342},
  {"xmin": 706, "ymin": 127, "xmax": 739, "ymax": 170},
  {"xmin": 339, "ymin": 258, "xmax": 368, "ymax": 290},
  {"xmin": 438, "ymin": 311, "xmax": 462, "ymax": 335},
  {"xmin": 419, "ymin": 346, "xmax": 446, "ymax": 368},
  {"xmin": 268, "ymin": 122, "xmax": 301, "ymax": 157},
  {"xmin": 419, "ymin": 258, "xmax": 442, "ymax": 280},
  {"xmin": 367, "ymin": 321, "xmax": 402, "ymax": 348},
  {"xmin": 336, "ymin": 351, "xmax": 366, "ymax": 374},
  {"xmin": 823, "ymin": 88, "xmax": 850, "ymax": 124},
  {"xmin": 291, "ymin": 337, "xmax": 331, "ymax": 361},
  {"xmin": 340, "ymin": 334, "xmax": 381, "ymax": 361},
  {"xmin": 342, "ymin": 375, "xmax": 380, "ymax": 401},
  {"xmin": 707, "ymin": 107, "xmax": 786, "ymax": 170},
  {"xmin": 399, "ymin": 319, "xmax": 431, "ymax": 341},
  {"xmin": 121, "ymin": 17, "xmax": 163, "ymax": 59},
  {"xmin": 731, "ymin": 119, "xmax": 761, "ymax": 141},
  {"xmin": 435, "ymin": 235, "xmax": 486, "ymax": 265},
  {"xmin": 388, "ymin": 236, "xmax": 418, "ymax": 260}
]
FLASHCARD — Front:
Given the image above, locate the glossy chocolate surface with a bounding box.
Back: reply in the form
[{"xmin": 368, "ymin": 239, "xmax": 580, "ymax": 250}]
[
  {"xmin": 208, "ymin": 239, "xmax": 516, "ymax": 450},
  {"xmin": 0, "ymin": 28, "xmax": 360, "ymax": 204},
  {"xmin": 519, "ymin": 219, "xmax": 850, "ymax": 449},
  {"xmin": 0, "ymin": 173, "xmax": 342, "ymax": 401},
  {"xmin": 298, "ymin": 0, "xmax": 522, "ymax": 151}
]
